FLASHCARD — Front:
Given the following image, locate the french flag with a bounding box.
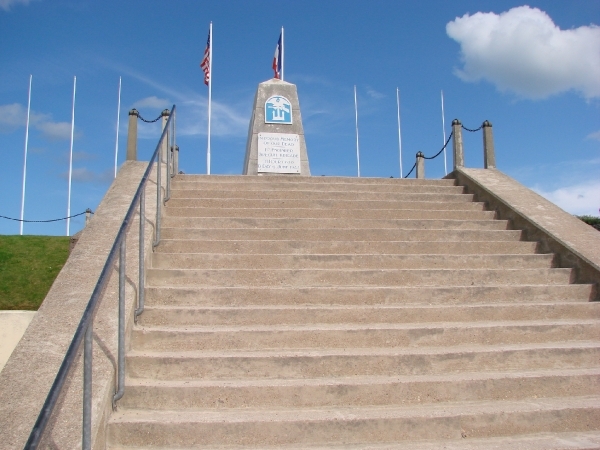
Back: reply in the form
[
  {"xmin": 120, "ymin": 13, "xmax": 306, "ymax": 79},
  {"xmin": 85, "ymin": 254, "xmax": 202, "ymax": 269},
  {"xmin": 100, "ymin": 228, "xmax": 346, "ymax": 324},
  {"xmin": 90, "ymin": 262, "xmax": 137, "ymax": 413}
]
[{"xmin": 272, "ymin": 32, "xmax": 282, "ymax": 79}]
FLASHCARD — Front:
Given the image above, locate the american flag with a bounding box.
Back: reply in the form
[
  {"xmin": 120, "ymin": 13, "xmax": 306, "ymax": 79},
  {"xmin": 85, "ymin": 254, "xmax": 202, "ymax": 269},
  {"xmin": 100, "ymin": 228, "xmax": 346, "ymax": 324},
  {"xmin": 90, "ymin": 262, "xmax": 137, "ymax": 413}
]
[
  {"xmin": 272, "ymin": 32, "xmax": 282, "ymax": 79},
  {"xmin": 200, "ymin": 30, "xmax": 210, "ymax": 86}
]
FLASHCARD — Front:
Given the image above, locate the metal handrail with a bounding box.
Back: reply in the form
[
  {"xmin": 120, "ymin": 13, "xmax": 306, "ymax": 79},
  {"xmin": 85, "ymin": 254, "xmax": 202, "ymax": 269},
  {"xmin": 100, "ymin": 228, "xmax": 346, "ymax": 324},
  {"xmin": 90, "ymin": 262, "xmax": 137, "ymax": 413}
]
[{"xmin": 24, "ymin": 105, "xmax": 177, "ymax": 450}]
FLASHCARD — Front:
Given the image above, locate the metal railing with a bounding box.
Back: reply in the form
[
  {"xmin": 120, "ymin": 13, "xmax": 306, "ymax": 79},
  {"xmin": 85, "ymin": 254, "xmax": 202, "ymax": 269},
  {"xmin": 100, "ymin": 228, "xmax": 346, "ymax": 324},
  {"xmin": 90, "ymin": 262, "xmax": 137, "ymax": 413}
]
[{"xmin": 24, "ymin": 105, "xmax": 177, "ymax": 450}]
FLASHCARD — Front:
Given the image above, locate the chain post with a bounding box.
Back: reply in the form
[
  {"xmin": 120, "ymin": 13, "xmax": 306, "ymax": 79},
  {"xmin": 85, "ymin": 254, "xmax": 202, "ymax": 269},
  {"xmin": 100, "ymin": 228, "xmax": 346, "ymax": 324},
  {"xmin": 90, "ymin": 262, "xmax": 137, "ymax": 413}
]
[
  {"xmin": 416, "ymin": 152, "xmax": 425, "ymax": 179},
  {"xmin": 483, "ymin": 120, "xmax": 496, "ymax": 169},
  {"xmin": 126, "ymin": 109, "xmax": 138, "ymax": 161},
  {"xmin": 452, "ymin": 119, "xmax": 464, "ymax": 170}
]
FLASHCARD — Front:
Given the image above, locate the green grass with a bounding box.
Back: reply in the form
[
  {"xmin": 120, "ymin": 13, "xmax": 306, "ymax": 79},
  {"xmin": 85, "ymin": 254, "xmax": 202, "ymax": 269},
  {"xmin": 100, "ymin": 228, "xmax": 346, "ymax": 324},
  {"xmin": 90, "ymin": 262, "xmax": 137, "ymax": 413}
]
[{"xmin": 0, "ymin": 235, "xmax": 70, "ymax": 310}]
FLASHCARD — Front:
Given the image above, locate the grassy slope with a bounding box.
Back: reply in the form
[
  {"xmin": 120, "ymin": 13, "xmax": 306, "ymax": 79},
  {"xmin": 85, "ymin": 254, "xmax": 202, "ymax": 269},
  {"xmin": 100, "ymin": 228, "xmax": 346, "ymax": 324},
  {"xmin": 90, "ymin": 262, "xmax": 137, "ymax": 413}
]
[{"xmin": 0, "ymin": 235, "xmax": 70, "ymax": 310}]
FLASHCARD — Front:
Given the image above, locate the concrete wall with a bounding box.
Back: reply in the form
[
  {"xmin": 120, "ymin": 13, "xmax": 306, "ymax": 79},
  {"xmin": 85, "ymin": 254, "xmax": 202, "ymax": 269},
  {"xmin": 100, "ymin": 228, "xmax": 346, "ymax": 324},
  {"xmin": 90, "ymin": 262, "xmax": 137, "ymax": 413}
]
[
  {"xmin": 0, "ymin": 161, "xmax": 164, "ymax": 450},
  {"xmin": 453, "ymin": 168, "xmax": 600, "ymax": 299},
  {"xmin": 0, "ymin": 311, "xmax": 36, "ymax": 373}
]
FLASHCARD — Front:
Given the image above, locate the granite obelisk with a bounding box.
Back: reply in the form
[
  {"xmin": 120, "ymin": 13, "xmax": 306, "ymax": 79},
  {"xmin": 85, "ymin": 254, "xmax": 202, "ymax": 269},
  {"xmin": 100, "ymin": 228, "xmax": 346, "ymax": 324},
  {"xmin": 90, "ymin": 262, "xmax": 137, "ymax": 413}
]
[{"xmin": 243, "ymin": 78, "xmax": 310, "ymax": 176}]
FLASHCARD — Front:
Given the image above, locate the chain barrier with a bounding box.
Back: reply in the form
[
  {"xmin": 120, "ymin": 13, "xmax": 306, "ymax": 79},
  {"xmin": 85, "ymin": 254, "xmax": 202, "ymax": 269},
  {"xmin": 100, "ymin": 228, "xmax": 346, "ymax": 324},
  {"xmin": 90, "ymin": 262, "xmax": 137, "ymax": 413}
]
[
  {"xmin": 402, "ymin": 120, "xmax": 486, "ymax": 178},
  {"xmin": 137, "ymin": 113, "xmax": 162, "ymax": 124},
  {"xmin": 461, "ymin": 124, "xmax": 483, "ymax": 132},
  {"xmin": 404, "ymin": 163, "xmax": 416, "ymax": 178},
  {"xmin": 0, "ymin": 210, "xmax": 93, "ymax": 223},
  {"xmin": 423, "ymin": 132, "xmax": 453, "ymax": 160}
]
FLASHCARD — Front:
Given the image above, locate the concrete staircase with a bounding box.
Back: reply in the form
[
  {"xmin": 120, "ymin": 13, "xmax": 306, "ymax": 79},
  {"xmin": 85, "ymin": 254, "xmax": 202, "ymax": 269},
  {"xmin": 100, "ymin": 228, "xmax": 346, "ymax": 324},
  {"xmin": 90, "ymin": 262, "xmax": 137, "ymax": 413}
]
[{"xmin": 107, "ymin": 175, "xmax": 600, "ymax": 449}]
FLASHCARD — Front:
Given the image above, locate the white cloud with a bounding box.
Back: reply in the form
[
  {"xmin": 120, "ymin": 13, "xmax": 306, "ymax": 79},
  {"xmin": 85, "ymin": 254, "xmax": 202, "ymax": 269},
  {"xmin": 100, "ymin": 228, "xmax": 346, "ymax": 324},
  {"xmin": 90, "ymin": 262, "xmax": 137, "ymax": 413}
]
[
  {"xmin": 133, "ymin": 96, "xmax": 171, "ymax": 110},
  {"xmin": 176, "ymin": 99, "xmax": 248, "ymax": 138},
  {"xmin": 446, "ymin": 6, "xmax": 600, "ymax": 99},
  {"xmin": 35, "ymin": 120, "xmax": 74, "ymax": 140},
  {"xmin": 104, "ymin": 65, "xmax": 248, "ymax": 138},
  {"xmin": 72, "ymin": 151, "xmax": 96, "ymax": 162},
  {"xmin": 366, "ymin": 86, "xmax": 385, "ymax": 99},
  {"xmin": 61, "ymin": 167, "xmax": 113, "ymax": 184},
  {"xmin": 0, "ymin": 103, "xmax": 26, "ymax": 131},
  {"xmin": 586, "ymin": 130, "xmax": 600, "ymax": 142},
  {"xmin": 534, "ymin": 180, "xmax": 600, "ymax": 216},
  {"xmin": 0, "ymin": 102, "xmax": 78, "ymax": 140},
  {"xmin": 0, "ymin": 0, "xmax": 35, "ymax": 11}
]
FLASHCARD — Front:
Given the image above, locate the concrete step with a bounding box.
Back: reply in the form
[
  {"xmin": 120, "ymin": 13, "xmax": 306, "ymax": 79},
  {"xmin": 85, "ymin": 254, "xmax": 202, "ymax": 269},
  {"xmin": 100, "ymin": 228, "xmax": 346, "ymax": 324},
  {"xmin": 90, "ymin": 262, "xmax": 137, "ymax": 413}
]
[
  {"xmin": 159, "ymin": 228, "xmax": 523, "ymax": 242},
  {"xmin": 157, "ymin": 239, "xmax": 539, "ymax": 255},
  {"xmin": 120, "ymin": 368, "xmax": 600, "ymax": 410},
  {"xmin": 107, "ymin": 396, "xmax": 600, "ymax": 447},
  {"xmin": 165, "ymin": 198, "xmax": 486, "ymax": 210},
  {"xmin": 169, "ymin": 189, "xmax": 474, "ymax": 202},
  {"xmin": 138, "ymin": 303, "xmax": 600, "ymax": 327},
  {"xmin": 172, "ymin": 174, "xmax": 458, "ymax": 186},
  {"xmin": 109, "ymin": 172, "xmax": 600, "ymax": 449},
  {"xmin": 171, "ymin": 181, "xmax": 466, "ymax": 194},
  {"xmin": 151, "ymin": 253, "xmax": 554, "ymax": 270},
  {"xmin": 107, "ymin": 431, "xmax": 600, "ymax": 450},
  {"xmin": 144, "ymin": 284, "xmax": 596, "ymax": 307},
  {"xmin": 161, "ymin": 216, "xmax": 509, "ymax": 230},
  {"xmin": 145, "ymin": 268, "xmax": 575, "ymax": 288},
  {"xmin": 163, "ymin": 207, "xmax": 495, "ymax": 220},
  {"xmin": 130, "ymin": 320, "xmax": 600, "ymax": 352},
  {"xmin": 125, "ymin": 342, "xmax": 600, "ymax": 380}
]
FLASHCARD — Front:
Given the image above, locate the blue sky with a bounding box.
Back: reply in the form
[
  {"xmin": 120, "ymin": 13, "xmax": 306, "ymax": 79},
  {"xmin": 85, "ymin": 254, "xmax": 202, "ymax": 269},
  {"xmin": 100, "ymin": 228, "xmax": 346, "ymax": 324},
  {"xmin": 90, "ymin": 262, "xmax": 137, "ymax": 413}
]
[{"xmin": 0, "ymin": 0, "xmax": 598, "ymax": 236}]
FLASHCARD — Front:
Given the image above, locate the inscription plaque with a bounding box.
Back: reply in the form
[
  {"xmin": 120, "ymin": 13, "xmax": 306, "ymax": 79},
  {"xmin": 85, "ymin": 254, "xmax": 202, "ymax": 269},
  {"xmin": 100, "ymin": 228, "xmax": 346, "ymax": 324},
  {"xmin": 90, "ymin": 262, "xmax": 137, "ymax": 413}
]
[{"xmin": 257, "ymin": 132, "xmax": 301, "ymax": 174}]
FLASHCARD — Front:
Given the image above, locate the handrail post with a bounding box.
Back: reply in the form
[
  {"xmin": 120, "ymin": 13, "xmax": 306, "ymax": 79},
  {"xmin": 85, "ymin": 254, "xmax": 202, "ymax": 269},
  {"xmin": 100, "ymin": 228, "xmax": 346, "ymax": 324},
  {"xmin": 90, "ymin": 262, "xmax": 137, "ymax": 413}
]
[
  {"xmin": 172, "ymin": 109, "xmax": 177, "ymax": 177},
  {"xmin": 173, "ymin": 145, "xmax": 179, "ymax": 175},
  {"xmin": 452, "ymin": 119, "xmax": 464, "ymax": 170},
  {"xmin": 416, "ymin": 152, "xmax": 425, "ymax": 179},
  {"xmin": 82, "ymin": 322, "xmax": 92, "ymax": 450},
  {"xmin": 153, "ymin": 137, "xmax": 162, "ymax": 248},
  {"xmin": 126, "ymin": 109, "xmax": 138, "ymax": 161},
  {"xmin": 483, "ymin": 120, "xmax": 496, "ymax": 169},
  {"xmin": 164, "ymin": 121, "xmax": 171, "ymax": 203},
  {"xmin": 112, "ymin": 238, "xmax": 126, "ymax": 407},
  {"xmin": 161, "ymin": 109, "xmax": 170, "ymax": 163},
  {"xmin": 135, "ymin": 188, "xmax": 145, "ymax": 319}
]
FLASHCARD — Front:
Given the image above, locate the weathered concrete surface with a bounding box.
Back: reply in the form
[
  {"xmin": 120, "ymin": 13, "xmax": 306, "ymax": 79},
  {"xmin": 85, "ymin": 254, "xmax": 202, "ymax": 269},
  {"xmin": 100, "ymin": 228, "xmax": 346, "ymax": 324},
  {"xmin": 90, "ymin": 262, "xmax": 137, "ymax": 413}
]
[
  {"xmin": 107, "ymin": 175, "xmax": 600, "ymax": 449},
  {"xmin": 454, "ymin": 168, "xmax": 600, "ymax": 295},
  {"xmin": 0, "ymin": 161, "xmax": 161, "ymax": 450},
  {"xmin": 0, "ymin": 311, "xmax": 35, "ymax": 373},
  {"xmin": 243, "ymin": 78, "xmax": 310, "ymax": 176}
]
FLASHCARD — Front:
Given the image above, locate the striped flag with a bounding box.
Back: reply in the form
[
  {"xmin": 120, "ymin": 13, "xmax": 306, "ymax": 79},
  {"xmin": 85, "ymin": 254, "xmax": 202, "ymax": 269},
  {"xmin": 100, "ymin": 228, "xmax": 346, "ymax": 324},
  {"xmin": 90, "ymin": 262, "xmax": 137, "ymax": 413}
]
[
  {"xmin": 272, "ymin": 32, "xmax": 282, "ymax": 79},
  {"xmin": 200, "ymin": 29, "xmax": 210, "ymax": 85}
]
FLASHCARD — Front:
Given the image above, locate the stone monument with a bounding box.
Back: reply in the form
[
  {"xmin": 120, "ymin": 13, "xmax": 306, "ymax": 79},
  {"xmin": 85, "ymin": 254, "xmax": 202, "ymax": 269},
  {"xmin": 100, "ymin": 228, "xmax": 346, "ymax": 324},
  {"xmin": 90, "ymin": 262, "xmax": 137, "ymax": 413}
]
[{"xmin": 243, "ymin": 78, "xmax": 310, "ymax": 176}]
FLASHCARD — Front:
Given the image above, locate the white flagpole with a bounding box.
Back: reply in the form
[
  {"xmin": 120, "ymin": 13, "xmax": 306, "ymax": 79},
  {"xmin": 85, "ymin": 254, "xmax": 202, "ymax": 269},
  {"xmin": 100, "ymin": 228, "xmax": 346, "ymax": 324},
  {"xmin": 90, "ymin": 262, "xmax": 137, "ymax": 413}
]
[
  {"xmin": 441, "ymin": 90, "xmax": 447, "ymax": 175},
  {"xmin": 114, "ymin": 76, "xmax": 122, "ymax": 178},
  {"xmin": 281, "ymin": 26, "xmax": 284, "ymax": 81},
  {"xmin": 354, "ymin": 85, "xmax": 360, "ymax": 177},
  {"xmin": 67, "ymin": 76, "xmax": 76, "ymax": 236},
  {"xmin": 207, "ymin": 21, "xmax": 212, "ymax": 175},
  {"xmin": 20, "ymin": 74, "xmax": 32, "ymax": 235},
  {"xmin": 396, "ymin": 88, "xmax": 403, "ymax": 178}
]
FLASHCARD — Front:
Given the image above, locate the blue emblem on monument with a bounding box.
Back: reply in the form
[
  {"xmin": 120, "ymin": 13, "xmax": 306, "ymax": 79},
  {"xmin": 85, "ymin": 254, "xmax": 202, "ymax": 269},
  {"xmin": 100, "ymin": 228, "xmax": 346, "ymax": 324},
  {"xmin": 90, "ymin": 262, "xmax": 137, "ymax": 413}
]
[{"xmin": 265, "ymin": 95, "xmax": 292, "ymax": 124}]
